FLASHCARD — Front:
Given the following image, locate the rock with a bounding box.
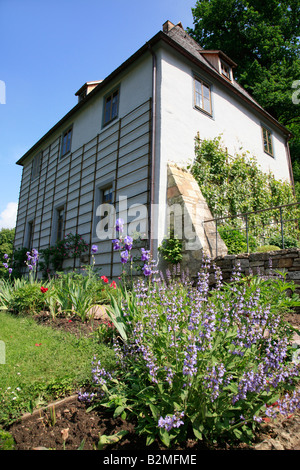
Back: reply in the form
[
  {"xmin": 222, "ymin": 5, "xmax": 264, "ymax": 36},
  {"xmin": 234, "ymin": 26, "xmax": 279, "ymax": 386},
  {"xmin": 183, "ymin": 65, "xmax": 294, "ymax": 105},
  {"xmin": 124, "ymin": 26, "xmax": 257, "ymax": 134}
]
[
  {"xmin": 254, "ymin": 439, "xmax": 273, "ymax": 450},
  {"xmin": 269, "ymin": 438, "xmax": 285, "ymax": 450}
]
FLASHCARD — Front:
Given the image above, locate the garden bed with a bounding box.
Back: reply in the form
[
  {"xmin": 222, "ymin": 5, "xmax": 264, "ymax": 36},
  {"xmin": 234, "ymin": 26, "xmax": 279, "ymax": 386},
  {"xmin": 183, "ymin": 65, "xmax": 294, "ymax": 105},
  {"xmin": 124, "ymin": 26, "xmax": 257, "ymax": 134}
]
[{"xmin": 7, "ymin": 311, "xmax": 300, "ymax": 451}]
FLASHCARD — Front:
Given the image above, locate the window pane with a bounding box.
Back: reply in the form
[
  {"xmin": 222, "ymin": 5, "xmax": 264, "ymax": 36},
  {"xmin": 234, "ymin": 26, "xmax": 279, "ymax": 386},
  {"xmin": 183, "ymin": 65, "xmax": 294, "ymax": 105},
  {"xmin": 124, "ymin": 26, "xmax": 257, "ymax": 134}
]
[
  {"xmin": 105, "ymin": 96, "xmax": 112, "ymax": 123},
  {"xmin": 111, "ymin": 91, "xmax": 119, "ymax": 119},
  {"xmin": 194, "ymin": 78, "xmax": 211, "ymax": 114},
  {"xmin": 103, "ymin": 187, "xmax": 113, "ymax": 203},
  {"xmin": 57, "ymin": 209, "xmax": 64, "ymax": 241},
  {"xmin": 66, "ymin": 130, "xmax": 72, "ymax": 153},
  {"xmin": 203, "ymin": 84, "xmax": 210, "ymax": 100},
  {"xmin": 203, "ymin": 97, "xmax": 211, "ymax": 114}
]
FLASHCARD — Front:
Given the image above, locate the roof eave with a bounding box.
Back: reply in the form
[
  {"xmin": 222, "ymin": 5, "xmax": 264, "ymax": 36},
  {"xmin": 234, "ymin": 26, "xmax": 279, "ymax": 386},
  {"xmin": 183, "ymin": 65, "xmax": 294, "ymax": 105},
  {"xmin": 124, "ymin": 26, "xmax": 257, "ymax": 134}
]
[
  {"xmin": 16, "ymin": 32, "xmax": 163, "ymax": 166},
  {"xmin": 16, "ymin": 30, "xmax": 290, "ymax": 166}
]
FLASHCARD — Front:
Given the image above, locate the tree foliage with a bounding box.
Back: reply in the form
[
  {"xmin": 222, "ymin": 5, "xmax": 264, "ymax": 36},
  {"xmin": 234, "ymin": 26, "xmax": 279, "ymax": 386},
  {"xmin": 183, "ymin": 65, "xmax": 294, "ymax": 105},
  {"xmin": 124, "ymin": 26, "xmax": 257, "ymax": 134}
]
[
  {"xmin": 0, "ymin": 228, "xmax": 15, "ymax": 277},
  {"xmin": 187, "ymin": 0, "xmax": 300, "ymax": 197}
]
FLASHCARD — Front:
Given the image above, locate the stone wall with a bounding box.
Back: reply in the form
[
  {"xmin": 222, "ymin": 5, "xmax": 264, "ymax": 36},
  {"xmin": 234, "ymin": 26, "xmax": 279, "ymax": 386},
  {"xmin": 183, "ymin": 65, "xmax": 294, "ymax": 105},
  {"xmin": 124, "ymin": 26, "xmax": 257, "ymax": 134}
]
[
  {"xmin": 166, "ymin": 163, "xmax": 227, "ymax": 276},
  {"xmin": 212, "ymin": 248, "xmax": 300, "ymax": 294}
]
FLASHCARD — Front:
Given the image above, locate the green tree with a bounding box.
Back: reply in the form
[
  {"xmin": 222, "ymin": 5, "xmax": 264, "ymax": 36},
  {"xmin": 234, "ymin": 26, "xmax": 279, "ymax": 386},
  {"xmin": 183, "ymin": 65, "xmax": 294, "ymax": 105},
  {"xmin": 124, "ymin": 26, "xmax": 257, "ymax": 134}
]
[
  {"xmin": 188, "ymin": 0, "xmax": 300, "ymax": 198},
  {"xmin": 0, "ymin": 228, "xmax": 15, "ymax": 277}
]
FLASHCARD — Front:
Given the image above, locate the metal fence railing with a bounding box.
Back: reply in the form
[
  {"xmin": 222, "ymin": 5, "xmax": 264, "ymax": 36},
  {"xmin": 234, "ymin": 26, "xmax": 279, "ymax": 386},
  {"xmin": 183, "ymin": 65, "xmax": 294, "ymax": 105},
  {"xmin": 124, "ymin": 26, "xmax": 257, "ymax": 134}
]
[{"xmin": 203, "ymin": 202, "xmax": 300, "ymax": 257}]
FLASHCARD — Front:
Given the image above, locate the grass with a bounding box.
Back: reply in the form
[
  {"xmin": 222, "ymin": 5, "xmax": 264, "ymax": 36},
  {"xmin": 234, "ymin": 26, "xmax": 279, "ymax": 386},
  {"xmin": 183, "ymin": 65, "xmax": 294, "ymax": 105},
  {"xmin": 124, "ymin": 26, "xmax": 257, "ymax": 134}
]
[{"xmin": 0, "ymin": 312, "xmax": 115, "ymax": 426}]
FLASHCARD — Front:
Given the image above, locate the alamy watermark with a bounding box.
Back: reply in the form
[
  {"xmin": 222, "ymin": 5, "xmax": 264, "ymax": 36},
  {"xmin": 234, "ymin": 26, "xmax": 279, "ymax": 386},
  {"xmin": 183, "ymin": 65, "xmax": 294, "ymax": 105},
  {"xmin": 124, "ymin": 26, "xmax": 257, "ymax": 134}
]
[
  {"xmin": 94, "ymin": 197, "xmax": 204, "ymax": 250},
  {"xmin": 292, "ymin": 80, "xmax": 300, "ymax": 104},
  {"xmin": 0, "ymin": 341, "xmax": 5, "ymax": 364},
  {"xmin": 0, "ymin": 80, "xmax": 6, "ymax": 104}
]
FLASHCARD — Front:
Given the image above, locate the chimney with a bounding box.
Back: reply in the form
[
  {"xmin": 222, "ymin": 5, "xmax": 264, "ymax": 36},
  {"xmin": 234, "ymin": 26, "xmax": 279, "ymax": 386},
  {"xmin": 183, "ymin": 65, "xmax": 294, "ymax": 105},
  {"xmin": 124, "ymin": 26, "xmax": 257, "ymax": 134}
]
[{"xmin": 163, "ymin": 21, "xmax": 175, "ymax": 33}]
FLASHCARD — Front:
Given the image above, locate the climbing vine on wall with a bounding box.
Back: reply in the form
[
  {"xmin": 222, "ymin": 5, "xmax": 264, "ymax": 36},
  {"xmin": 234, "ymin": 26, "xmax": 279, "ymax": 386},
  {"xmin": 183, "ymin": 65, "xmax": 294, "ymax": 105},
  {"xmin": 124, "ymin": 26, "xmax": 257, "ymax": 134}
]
[{"xmin": 189, "ymin": 135, "xmax": 300, "ymax": 252}]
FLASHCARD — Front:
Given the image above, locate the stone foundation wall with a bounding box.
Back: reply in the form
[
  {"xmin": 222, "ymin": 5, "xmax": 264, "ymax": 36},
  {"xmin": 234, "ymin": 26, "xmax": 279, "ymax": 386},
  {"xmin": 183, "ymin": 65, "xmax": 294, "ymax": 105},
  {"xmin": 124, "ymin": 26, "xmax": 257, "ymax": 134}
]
[{"xmin": 212, "ymin": 248, "xmax": 300, "ymax": 294}]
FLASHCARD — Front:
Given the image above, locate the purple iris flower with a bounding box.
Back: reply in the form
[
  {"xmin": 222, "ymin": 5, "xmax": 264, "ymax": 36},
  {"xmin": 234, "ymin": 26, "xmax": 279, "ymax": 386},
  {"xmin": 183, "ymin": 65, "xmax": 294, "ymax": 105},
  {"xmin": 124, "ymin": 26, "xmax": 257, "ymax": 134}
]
[
  {"xmin": 115, "ymin": 218, "xmax": 124, "ymax": 233},
  {"xmin": 124, "ymin": 236, "xmax": 133, "ymax": 251},
  {"xmin": 8, "ymin": 268, "xmax": 12, "ymax": 274},
  {"xmin": 142, "ymin": 264, "xmax": 152, "ymax": 276},
  {"xmin": 4, "ymin": 254, "xmax": 8, "ymax": 260},
  {"xmin": 91, "ymin": 244, "xmax": 98, "ymax": 254},
  {"xmin": 120, "ymin": 250, "xmax": 129, "ymax": 264},
  {"xmin": 112, "ymin": 239, "xmax": 121, "ymax": 250},
  {"xmin": 141, "ymin": 248, "xmax": 150, "ymax": 261},
  {"xmin": 3, "ymin": 263, "xmax": 8, "ymax": 269}
]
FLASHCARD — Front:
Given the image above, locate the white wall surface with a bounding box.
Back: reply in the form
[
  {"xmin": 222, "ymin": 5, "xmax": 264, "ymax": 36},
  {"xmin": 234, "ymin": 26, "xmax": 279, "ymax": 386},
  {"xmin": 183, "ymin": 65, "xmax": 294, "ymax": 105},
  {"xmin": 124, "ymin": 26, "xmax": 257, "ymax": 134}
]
[{"xmin": 154, "ymin": 45, "xmax": 291, "ymax": 249}]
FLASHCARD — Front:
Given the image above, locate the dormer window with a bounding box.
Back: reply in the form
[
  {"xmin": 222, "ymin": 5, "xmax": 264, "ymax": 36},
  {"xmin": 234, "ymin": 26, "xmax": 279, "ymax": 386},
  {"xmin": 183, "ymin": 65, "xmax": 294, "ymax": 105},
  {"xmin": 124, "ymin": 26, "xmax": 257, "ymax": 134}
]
[
  {"xmin": 199, "ymin": 50, "xmax": 236, "ymax": 83},
  {"xmin": 220, "ymin": 61, "xmax": 231, "ymax": 80}
]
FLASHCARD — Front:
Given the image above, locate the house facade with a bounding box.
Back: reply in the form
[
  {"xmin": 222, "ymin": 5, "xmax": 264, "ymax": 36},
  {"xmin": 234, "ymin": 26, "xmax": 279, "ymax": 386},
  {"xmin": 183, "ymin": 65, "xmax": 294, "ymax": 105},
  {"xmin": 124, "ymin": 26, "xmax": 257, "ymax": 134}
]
[{"xmin": 14, "ymin": 21, "xmax": 294, "ymax": 277}]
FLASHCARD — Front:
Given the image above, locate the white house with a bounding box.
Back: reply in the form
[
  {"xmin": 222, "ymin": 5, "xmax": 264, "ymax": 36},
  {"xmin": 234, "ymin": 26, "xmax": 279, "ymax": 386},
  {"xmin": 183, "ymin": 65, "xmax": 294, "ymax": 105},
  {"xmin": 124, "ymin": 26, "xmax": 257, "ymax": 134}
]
[{"xmin": 14, "ymin": 21, "xmax": 294, "ymax": 277}]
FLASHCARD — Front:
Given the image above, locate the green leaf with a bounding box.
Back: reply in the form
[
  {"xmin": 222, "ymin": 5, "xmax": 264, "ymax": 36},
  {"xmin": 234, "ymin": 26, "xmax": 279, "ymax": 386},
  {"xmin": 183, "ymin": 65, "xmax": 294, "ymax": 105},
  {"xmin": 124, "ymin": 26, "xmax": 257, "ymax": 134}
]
[
  {"xmin": 146, "ymin": 435, "xmax": 155, "ymax": 446},
  {"xmin": 159, "ymin": 428, "xmax": 170, "ymax": 448},
  {"xmin": 98, "ymin": 430, "xmax": 128, "ymax": 450},
  {"xmin": 113, "ymin": 406, "xmax": 125, "ymax": 418}
]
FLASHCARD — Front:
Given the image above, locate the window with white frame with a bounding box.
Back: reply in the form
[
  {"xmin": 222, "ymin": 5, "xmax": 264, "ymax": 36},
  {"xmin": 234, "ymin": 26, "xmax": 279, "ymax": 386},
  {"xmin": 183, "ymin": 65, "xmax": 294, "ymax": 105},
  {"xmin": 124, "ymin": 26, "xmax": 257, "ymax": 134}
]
[{"xmin": 194, "ymin": 77, "xmax": 212, "ymax": 115}]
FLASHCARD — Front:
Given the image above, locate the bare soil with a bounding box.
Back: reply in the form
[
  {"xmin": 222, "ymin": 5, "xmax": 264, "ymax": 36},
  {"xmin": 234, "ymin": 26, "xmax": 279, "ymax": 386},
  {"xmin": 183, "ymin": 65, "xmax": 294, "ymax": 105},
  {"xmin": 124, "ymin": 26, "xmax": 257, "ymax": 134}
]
[{"xmin": 6, "ymin": 311, "xmax": 300, "ymax": 451}]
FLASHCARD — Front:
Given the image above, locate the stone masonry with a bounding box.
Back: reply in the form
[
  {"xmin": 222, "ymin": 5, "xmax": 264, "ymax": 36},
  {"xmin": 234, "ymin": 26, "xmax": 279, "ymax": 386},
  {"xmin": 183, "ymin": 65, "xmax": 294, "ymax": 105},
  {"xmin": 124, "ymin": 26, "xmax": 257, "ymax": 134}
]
[
  {"xmin": 212, "ymin": 248, "xmax": 300, "ymax": 295},
  {"xmin": 166, "ymin": 163, "xmax": 227, "ymax": 275}
]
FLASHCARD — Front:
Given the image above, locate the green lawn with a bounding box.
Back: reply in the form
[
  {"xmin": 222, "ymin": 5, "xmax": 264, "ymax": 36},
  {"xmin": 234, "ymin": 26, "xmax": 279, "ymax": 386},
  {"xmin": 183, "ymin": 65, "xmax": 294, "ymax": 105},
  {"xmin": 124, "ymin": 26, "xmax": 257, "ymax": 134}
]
[{"xmin": 0, "ymin": 312, "xmax": 115, "ymax": 426}]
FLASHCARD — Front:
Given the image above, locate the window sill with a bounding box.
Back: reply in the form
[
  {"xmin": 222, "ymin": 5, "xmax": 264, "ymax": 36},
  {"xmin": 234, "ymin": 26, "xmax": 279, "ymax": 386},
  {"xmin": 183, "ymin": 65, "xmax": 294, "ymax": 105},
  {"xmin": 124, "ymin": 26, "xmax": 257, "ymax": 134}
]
[
  {"xmin": 193, "ymin": 105, "xmax": 213, "ymax": 119},
  {"xmin": 264, "ymin": 150, "xmax": 274, "ymax": 158}
]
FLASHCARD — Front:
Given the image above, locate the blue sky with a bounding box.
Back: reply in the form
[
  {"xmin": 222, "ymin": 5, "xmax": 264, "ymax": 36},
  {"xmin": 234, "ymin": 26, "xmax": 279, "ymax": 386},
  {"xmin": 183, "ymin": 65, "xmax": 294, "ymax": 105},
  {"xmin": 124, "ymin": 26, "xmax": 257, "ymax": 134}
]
[{"xmin": 0, "ymin": 0, "xmax": 194, "ymax": 229}]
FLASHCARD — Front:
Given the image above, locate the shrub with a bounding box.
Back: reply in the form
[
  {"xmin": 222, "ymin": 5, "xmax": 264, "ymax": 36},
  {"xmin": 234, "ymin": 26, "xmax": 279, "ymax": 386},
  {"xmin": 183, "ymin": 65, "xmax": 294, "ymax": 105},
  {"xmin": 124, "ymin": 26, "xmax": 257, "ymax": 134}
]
[
  {"xmin": 218, "ymin": 226, "xmax": 256, "ymax": 254},
  {"xmin": 82, "ymin": 255, "xmax": 300, "ymax": 447},
  {"xmin": 9, "ymin": 283, "xmax": 45, "ymax": 315},
  {"xmin": 254, "ymin": 245, "xmax": 281, "ymax": 252},
  {"xmin": 268, "ymin": 234, "xmax": 300, "ymax": 249},
  {"xmin": 158, "ymin": 232, "xmax": 183, "ymax": 264}
]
